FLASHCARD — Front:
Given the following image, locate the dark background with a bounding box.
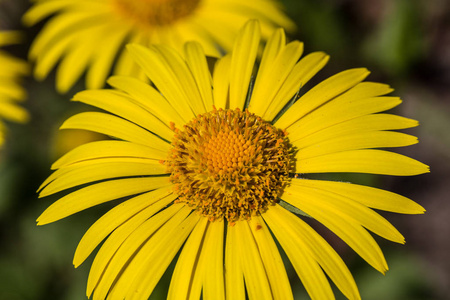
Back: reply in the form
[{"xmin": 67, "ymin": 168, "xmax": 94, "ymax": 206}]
[{"xmin": 0, "ymin": 0, "xmax": 448, "ymax": 299}]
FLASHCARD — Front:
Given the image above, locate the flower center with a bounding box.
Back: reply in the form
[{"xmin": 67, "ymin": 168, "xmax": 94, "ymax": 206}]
[
  {"xmin": 112, "ymin": 0, "xmax": 201, "ymax": 27},
  {"xmin": 165, "ymin": 108, "xmax": 292, "ymax": 224}
]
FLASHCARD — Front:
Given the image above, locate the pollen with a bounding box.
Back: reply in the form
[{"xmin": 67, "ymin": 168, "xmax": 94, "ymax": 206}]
[
  {"xmin": 112, "ymin": 0, "xmax": 201, "ymax": 27},
  {"xmin": 165, "ymin": 108, "xmax": 292, "ymax": 223}
]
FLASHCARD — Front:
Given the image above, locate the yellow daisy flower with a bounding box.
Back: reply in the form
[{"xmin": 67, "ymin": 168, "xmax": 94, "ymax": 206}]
[
  {"xmin": 23, "ymin": 0, "xmax": 295, "ymax": 94},
  {"xmin": 38, "ymin": 20, "xmax": 429, "ymax": 300},
  {"xmin": 0, "ymin": 31, "xmax": 29, "ymax": 147}
]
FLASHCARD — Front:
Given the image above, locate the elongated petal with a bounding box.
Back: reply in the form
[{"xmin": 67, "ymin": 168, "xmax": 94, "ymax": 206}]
[
  {"xmin": 264, "ymin": 51, "xmax": 329, "ymax": 121},
  {"xmin": 72, "ymin": 89, "xmax": 173, "ymax": 141},
  {"xmin": 102, "ymin": 206, "xmax": 193, "ymax": 300},
  {"xmin": 294, "ymin": 131, "xmax": 418, "ymax": 160},
  {"xmin": 127, "ymin": 44, "xmax": 197, "ymax": 120},
  {"xmin": 275, "ymin": 68, "xmax": 370, "ymax": 129},
  {"xmin": 280, "ymin": 191, "xmax": 388, "ymax": 273},
  {"xmin": 167, "ymin": 217, "xmax": 209, "ymax": 300},
  {"xmin": 213, "ymin": 54, "xmax": 231, "ymax": 109},
  {"xmin": 225, "ymin": 223, "xmax": 245, "ymax": 300},
  {"xmin": 39, "ymin": 160, "xmax": 168, "ymax": 197},
  {"xmin": 91, "ymin": 204, "xmax": 187, "ymax": 300},
  {"xmin": 61, "ymin": 112, "xmax": 170, "ymax": 151},
  {"xmin": 52, "ymin": 140, "xmax": 165, "ymax": 169},
  {"xmin": 74, "ymin": 188, "xmax": 176, "ymax": 267},
  {"xmin": 251, "ymin": 40, "xmax": 304, "ymax": 116},
  {"xmin": 264, "ymin": 205, "xmax": 361, "ymax": 300},
  {"xmin": 85, "ymin": 22, "xmax": 130, "ymax": 90},
  {"xmin": 37, "ymin": 177, "xmax": 171, "ymax": 225},
  {"xmin": 153, "ymin": 45, "xmax": 207, "ymax": 115},
  {"xmin": 290, "ymin": 178, "xmax": 425, "ymax": 214},
  {"xmin": 107, "ymin": 75, "xmax": 186, "ymax": 127},
  {"xmin": 184, "ymin": 41, "xmax": 214, "ymax": 110},
  {"xmin": 234, "ymin": 221, "xmax": 272, "ymax": 300},
  {"xmin": 85, "ymin": 203, "xmax": 177, "ymax": 297},
  {"xmin": 292, "ymin": 114, "xmax": 419, "ymax": 150},
  {"xmin": 0, "ymin": 102, "xmax": 29, "ymax": 123},
  {"xmin": 296, "ymin": 149, "xmax": 430, "ymax": 175},
  {"xmin": 263, "ymin": 207, "xmax": 335, "ymax": 299},
  {"xmin": 287, "ymin": 95, "xmax": 402, "ymax": 142},
  {"xmin": 125, "ymin": 211, "xmax": 198, "ymax": 300},
  {"xmin": 249, "ymin": 216, "xmax": 294, "ymax": 300},
  {"xmin": 229, "ymin": 20, "xmax": 260, "ymax": 109},
  {"xmin": 284, "ymin": 183, "xmax": 405, "ymax": 243}
]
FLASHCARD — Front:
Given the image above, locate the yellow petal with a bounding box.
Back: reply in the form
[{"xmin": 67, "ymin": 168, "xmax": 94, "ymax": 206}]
[
  {"xmin": 294, "ymin": 131, "xmax": 418, "ymax": 160},
  {"xmin": 22, "ymin": 1, "xmax": 102, "ymax": 25},
  {"xmin": 39, "ymin": 160, "xmax": 167, "ymax": 197},
  {"xmin": 0, "ymin": 80, "xmax": 27, "ymax": 101},
  {"xmin": 229, "ymin": 20, "xmax": 260, "ymax": 109},
  {"xmin": 292, "ymin": 113, "xmax": 419, "ymax": 150},
  {"xmin": 28, "ymin": 10, "xmax": 106, "ymax": 59},
  {"xmin": 107, "ymin": 75, "xmax": 186, "ymax": 127},
  {"xmin": 52, "ymin": 140, "xmax": 166, "ymax": 169},
  {"xmin": 296, "ymin": 149, "xmax": 430, "ymax": 176},
  {"xmin": 0, "ymin": 102, "xmax": 29, "ymax": 123},
  {"xmin": 262, "ymin": 206, "xmax": 335, "ymax": 300},
  {"xmin": 72, "ymin": 89, "xmax": 173, "ymax": 141},
  {"xmin": 264, "ymin": 51, "xmax": 329, "ymax": 121},
  {"xmin": 264, "ymin": 205, "xmax": 361, "ymax": 300},
  {"xmin": 85, "ymin": 203, "xmax": 178, "ymax": 297},
  {"xmin": 201, "ymin": 220, "xmax": 225, "ymax": 300},
  {"xmin": 287, "ymin": 95, "xmax": 402, "ymax": 142},
  {"xmin": 54, "ymin": 21, "xmax": 112, "ymax": 93},
  {"xmin": 167, "ymin": 217, "xmax": 208, "ymax": 300},
  {"xmin": 106, "ymin": 206, "xmax": 195, "ymax": 300},
  {"xmin": 61, "ymin": 112, "xmax": 170, "ymax": 152},
  {"xmin": 173, "ymin": 21, "xmax": 222, "ymax": 58},
  {"xmin": 250, "ymin": 40, "xmax": 304, "ymax": 117},
  {"xmin": 126, "ymin": 211, "xmax": 199, "ymax": 300},
  {"xmin": 285, "ymin": 182, "xmax": 405, "ymax": 243},
  {"xmin": 289, "ymin": 178, "xmax": 425, "ymax": 214},
  {"xmin": 74, "ymin": 187, "xmax": 175, "ymax": 267},
  {"xmin": 85, "ymin": 22, "xmax": 130, "ymax": 90},
  {"xmin": 126, "ymin": 44, "xmax": 198, "ymax": 120},
  {"xmin": 234, "ymin": 220, "xmax": 272, "ymax": 300},
  {"xmin": 37, "ymin": 177, "xmax": 171, "ymax": 225},
  {"xmin": 184, "ymin": 41, "xmax": 214, "ymax": 110},
  {"xmin": 152, "ymin": 44, "xmax": 207, "ymax": 115},
  {"xmin": 0, "ymin": 31, "xmax": 24, "ymax": 46},
  {"xmin": 249, "ymin": 216, "xmax": 294, "ymax": 300},
  {"xmin": 113, "ymin": 31, "xmax": 147, "ymax": 80},
  {"xmin": 275, "ymin": 68, "xmax": 370, "ymax": 129},
  {"xmin": 247, "ymin": 28, "xmax": 285, "ymax": 115},
  {"xmin": 225, "ymin": 223, "xmax": 245, "ymax": 300},
  {"xmin": 280, "ymin": 191, "xmax": 388, "ymax": 273},
  {"xmin": 212, "ymin": 54, "xmax": 231, "ymax": 109},
  {"xmin": 90, "ymin": 203, "xmax": 187, "ymax": 300}
]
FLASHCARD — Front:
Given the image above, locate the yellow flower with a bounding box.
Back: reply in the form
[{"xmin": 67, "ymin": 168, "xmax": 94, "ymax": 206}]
[
  {"xmin": 23, "ymin": 0, "xmax": 295, "ymax": 93},
  {"xmin": 38, "ymin": 21, "xmax": 429, "ymax": 300},
  {"xmin": 0, "ymin": 31, "xmax": 29, "ymax": 147}
]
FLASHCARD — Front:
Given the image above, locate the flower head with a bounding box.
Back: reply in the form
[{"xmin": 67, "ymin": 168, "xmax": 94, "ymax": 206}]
[
  {"xmin": 0, "ymin": 31, "xmax": 29, "ymax": 147},
  {"xmin": 23, "ymin": 0, "xmax": 295, "ymax": 93},
  {"xmin": 38, "ymin": 20, "xmax": 429, "ymax": 300}
]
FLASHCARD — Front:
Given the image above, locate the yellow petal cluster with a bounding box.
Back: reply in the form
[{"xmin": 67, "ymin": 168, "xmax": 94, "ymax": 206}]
[
  {"xmin": 37, "ymin": 20, "xmax": 429, "ymax": 300},
  {"xmin": 0, "ymin": 31, "xmax": 29, "ymax": 147}
]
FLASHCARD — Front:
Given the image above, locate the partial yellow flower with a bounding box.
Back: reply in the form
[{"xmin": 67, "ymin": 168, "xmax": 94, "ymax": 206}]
[
  {"xmin": 0, "ymin": 31, "xmax": 29, "ymax": 147},
  {"xmin": 38, "ymin": 20, "xmax": 429, "ymax": 300},
  {"xmin": 23, "ymin": 0, "xmax": 295, "ymax": 93}
]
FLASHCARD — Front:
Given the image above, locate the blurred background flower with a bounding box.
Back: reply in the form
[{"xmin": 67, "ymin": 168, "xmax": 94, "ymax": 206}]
[
  {"xmin": 0, "ymin": 30, "xmax": 29, "ymax": 150},
  {"xmin": 23, "ymin": 0, "xmax": 295, "ymax": 93},
  {"xmin": 0, "ymin": 0, "xmax": 448, "ymax": 299}
]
